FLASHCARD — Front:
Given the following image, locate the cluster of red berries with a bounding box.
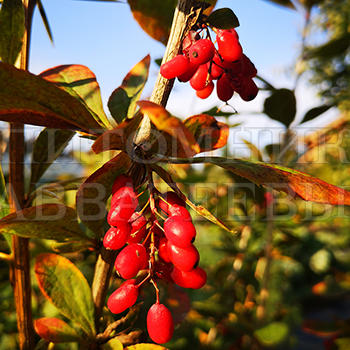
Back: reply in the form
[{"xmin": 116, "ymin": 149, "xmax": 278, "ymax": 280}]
[
  {"xmin": 103, "ymin": 175, "xmax": 207, "ymax": 344},
  {"xmin": 160, "ymin": 28, "xmax": 258, "ymax": 103}
]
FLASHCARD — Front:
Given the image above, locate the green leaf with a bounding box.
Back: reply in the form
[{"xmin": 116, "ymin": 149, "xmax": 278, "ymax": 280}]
[
  {"xmin": 300, "ymin": 104, "xmax": 332, "ymax": 124},
  {"xmin": 254, "ymin": 322, "xmax": 289, "ymax": 347},
  {"xmin": 200, "ymin": 106, "xmax": 236, "ymax": 118},
  {"xmin": 0, "ymin": 204, "xmax": 91, "ymax": 242},
  {"xmin": 76, "ymin": 152, "xmax": 132, "ymax": 236},
  {"xmin": 102, "ymin": 338, "xmax": 123, "ymax": 350},
  {"xmin": 261, "ymin": 0, "xmax": 295, "ymax": 10},
  {"xmin": 0, "ymin": 0, "xmax": 25, "ymax": 64},
  {"xmin": 36, "ymin": 0, "xmax": 53, "ymax": 43},
  {"xmin": 40, "ymin": 64, "xmax": 111, "ymax": 129},
  {"xmin": 164, "ymin": 156, "xmax": 350, "ymax": 206},
  {"xmin": 34, "ymin": 317, "xmax": 82, "ymax": 343},
  {"xmin": 335, "ymin": 338, "xmax": 350, "ymax": 350},
  {"xmin": 206, "ymin": 8, "xmax": 239, "ymax": 29},
  {"xmin": 108, "ymin": 55, "xmax": 150, "ymax": 124},
  {"xmin": 0, "ymin": 62, "xmax": 103, "ymax": 134},
  {"xmin": 242, "ymin": 139, "xmax": 263, "ymax": 161},
  {"xmin": 125, "ymin": 345, "xmax": 169, "ymax": 350},
  {"xmin": 30, "ymin": 128, "xmax": 74, "ymax": 192},
  {"xmin": 263, "ymin": 88, "xmax": 296, "ymax": 127},
  {"xmin": 0, "ymin": 162, "xmax": 11, "ymax": 248},
  {"xmin": 35, "ymin": 253, "xmax": 95, "ymax": 337}
]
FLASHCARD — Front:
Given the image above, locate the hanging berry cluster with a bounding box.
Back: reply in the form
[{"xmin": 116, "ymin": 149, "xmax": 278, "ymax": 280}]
[
  {"xmin": 104, "ymin": 174, "xmax": 207, "ymax": 344},
  {"xmin": 160, "ymin": 27, "xmax": 258, "ymax": 103}
]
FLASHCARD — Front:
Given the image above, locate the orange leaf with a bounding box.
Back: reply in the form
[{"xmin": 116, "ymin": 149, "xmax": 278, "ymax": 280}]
[
  {"xmin": 184, "ymin": 114, "xmax": 229, "ymax": 152},
  {"xmin": 137, "ymin": 101, "xmax": 200, "ymax": 157}
]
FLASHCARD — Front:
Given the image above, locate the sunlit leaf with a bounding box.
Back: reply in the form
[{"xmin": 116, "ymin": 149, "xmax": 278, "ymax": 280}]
[
  {"xmin": 125, "ymin": 344, "xmax": 169, "ymax": 350},
  {"xmin": 30, "ymin": 128, "xmax": 74, "ymax": 192},
  {"xmin": 254, "ymin": 322, "xmax": 289, "ymax": 346},
  {"xmin": 0, "ymin": 204, "xmax": 91, "ymax": 242},
  {"xmin": 0, "ymin": 0, "xmax": 25, "ymax": 64},
  {"xmin": 108, "ymin": 55, "xmax": 150, "ymax": 124},
  {"xmin": 40, "ymin": 64, "xmax": 111, "ymax": 129},
  {"xmin": 137, "ymin": 101, "xmax": 200, "ymax": 158},
  {"xmin": 102, "ymin": 338, "xmax": 123, "ymax": 350},
  {"xmin": 165, "ymin": 156, "xmax": 350, "ymax": 205},
  {"xmin": 0, "ymin": 62, "xmax": 102, "ymax": 134},
  {"xmin": 300, "ymin": 104, "xmax": 333, "ymax": 124},
  {"xmin": 184, "ymin": 114, "xmax": 229, "ymax": 152},
  {"xmin": 264, "ymin": 88, "xmax": 296, "ymax": 127},
  {"xmin": 35, "ymin": 253, "xmax": 95, "ymax": 336},
  {"xmin": 206, "ymin": 8, "xmax": 239, "ymax": 29},
  {"xmin": 76, "ymin": 152, "xmax": 132, "ymax": 236},
  {"xmin": 34, "ymin": 317, "xmax": 82, "ymax": 343},
  {"xmin": 242, "ymin": 139, "xmax": 263, "ymax": 161}
]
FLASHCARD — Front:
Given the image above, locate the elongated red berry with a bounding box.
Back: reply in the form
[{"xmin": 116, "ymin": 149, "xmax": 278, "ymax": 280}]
[
  {"xmin": 159, "ymin": 191, "xmax": 188, "ymax": 216},
  {"xmin": 108, "ymin": 187, "xmax": 138, "ymax": 225},
  {"xmin": 147, "ymin": 303, "xmax": 174, "ymax": 344},
  {"xmin": 171, "ymin": 266, "xmax": 207, "ymax": 289},
  {"xmin": 190, "ymin": 64, "xmax": 211, "ymax": 91},
  {"xmin": 196, "ymin": 81, "xmax": 214, "ymax": 99},
  {"xmin": 115, "ymin": 243, "xmax": 148, "ymax": 279},
  {"xmin": 160, "ymin": 55, "xmax": 190, "ymax": 80},
  {"xmin": 107, "ymin": 281, "xmax": 138, "ymax": 314},
  {"xmin": 217, "ymin": 31, "xmax": 243, "ymax": 62},
  {"xmin": 238, "ymin": 78, "xmax": 259, "ymax": 101},
  {"xmin": 242, "ymin": 54, "xmax": 257, "ymax": 78},
  {"xmin": 112, "ymin": 175, "xmax": 133, "ymax": 195},
  {"xmin": 189, "ymin": 39, "xmax": 215, "ymax": 65},
  {"xmin": 103, "ymin": 223, "xmax": 131, "ymax": 250},
  {"xmin": 167, "ymin": 241, "xmax": 199, "ymax": 271},
  {"xmin": 217, "ymin": 73, "xmax": 234, "ymax": 102},
  {"xmin": 127, "ymin": 212, "xmax": 147, "ymax": 244},
  {"xmin": 164, "ymin": 216, "xmax": 196, "ymax": 247},
  {"xmin": 158, "ymin": 237, "xmax": 171, "ymax": 263},
  {"xmin": 178, "ymin": 61, "xmax": 199, "ymax": 82}
]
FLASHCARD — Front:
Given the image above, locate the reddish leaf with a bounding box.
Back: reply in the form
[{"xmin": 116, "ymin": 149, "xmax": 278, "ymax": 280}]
[
  {"xmin": 127, "ymin": 0, "xmax": 216, "ymax": 44},
  {"xmin": 40, "ymin": 64, "xmax": 111, "ymax": 129},
  {"xmin": 35, "ymin": 253, "xmax": 95, "ymax": 336},
  {"xmin": 0, "ymin": 62, "xmax": 102, "ymax": 134},
  {"xmin": 184, "ymin": 114, "xmax": 229, "ymax": 152},
  {"xmin": 166, "ymin": 156, "xmax": 350, "ymax": 205},
  {"xmin": 76, "ymin": 152, "xmax": 133, "ymax": 236},
  {"xmin": 137, "ymin": 101, "xmax": 200, "ymax": 158},
  {"xmin": 91, "ymin": 113, "xmax": 142, "ymax": 154},
  {"xmin": 34, "ymin": 317, "xmax": 82, "ymax": 343}
]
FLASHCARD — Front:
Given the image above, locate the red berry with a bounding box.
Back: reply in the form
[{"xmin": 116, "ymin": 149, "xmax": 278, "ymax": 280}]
[
  {"xmin": 103, "ymin": 223, "xmax": 131, "ymax": 250},
  {"xmin": 210, "ymin": 54, "xmax": 225, "ymax": 79},
  {"xmin": 216, "ymin": 28, "xmax": 239, "ymax": 39},
  {"xmin": 115, "ymin": 243, "xmax": 148, "ymax": 279},
  {"xmin": 217, "ymin": 73, "xmax": 234, "ymax": 102},
  {"xmin": 171, "ymin": 266, "xmax": 207, "ymax": 289},
  {"xmin": 217, "ymin": 31, "xmax": 243, "ymax": 62},
  {"xmin": 164, "ymin": 216, "xmax": 196, "ymax": 247},
  {"xmin": 107, "ymin": 282, "xmax": 138, "ymax": 314},
  {"xmin": 238, "ymin": 78, "xmax": 258, "ymax": 101},
  {"xmin": 112, "ymin": 175, "xmax": 133, "ymax": 195},
  {"xmin": 242, "ymin": 54, "xmax": 257, "ymax": 78},
  {"xmin": 158, "ymin": 237, "xmax": 171, "ymax": 263},
  {"xmin": 158, "ymin": 191, "xmax": 189, "ymax": 217},
  {"xmin": 178, "ymin": 61, "xmax": 199, "ymax": 82},
  {"xmin": 190, "ymin": 64, "xmax": 211, "ymax": 91},
  {"xmin": 189, "ymin": 39, "xmax": 215, "ymax": 65},
  {"xmin": 108, "ymin": 187, "xmax": 138, "ymax": 225},
  {"xmin": 147, "ymin": 303, "xmax": 174, "ymax": 344},
  {"xmin": 196, "ymin": 81, "xmax": 214, "ymax": 99},
  {"xmin": 167, "ymin": 241, "xmax": 199, "ymax": 271},
  {"xmin": 160, "ymin": 55, "xmax": 190, "ymax": 80},
  {"xmin": 127, "ymin": 212, "xmax": 147, "ymax": 244}
]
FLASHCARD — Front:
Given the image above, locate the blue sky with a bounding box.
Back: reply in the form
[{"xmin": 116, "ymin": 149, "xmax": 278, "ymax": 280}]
[{"xmin": 28, "ymin": 0, "xmax": 335, "ymax": 155}]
